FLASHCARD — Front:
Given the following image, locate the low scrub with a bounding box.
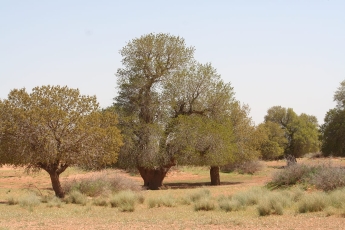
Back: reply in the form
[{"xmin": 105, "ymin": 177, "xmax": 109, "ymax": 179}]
[
  {"xmin": 63, "ymin": 172, "xmax": 141, "ymax": 197},
  {"xmin": 194, "ymin": 198, "xmax": 215, "ymax": 211},
  {"xmin": 297, "ymin": 192, "xmax": 329, "ymax": 213},
  {"xmin": 268, "ymin": 163, "xmax": 345, "ymax": 191},
  {"xmin": 148, "ymin": 194, "xmax": 176, "ymax": 208},
  {"xmin": 19, "ymin": 193, "xmax": 41, "ymax": 208},
  {"xmin": 64, "ymin": 191, "xmax": 88, "ymax": 205},
  {"xmin": 109, "ymin": 190, "xmax": 143, "ymax": 212},
  {"xmin": 222, "ymin": 161, "xmax": 263, "ymax": 174}
]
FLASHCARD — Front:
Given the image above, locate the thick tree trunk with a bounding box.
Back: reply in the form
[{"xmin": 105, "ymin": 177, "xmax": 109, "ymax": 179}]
[
  {"xmin": 48, "ymin": 171, "xmax": 65, "ymax": 198},
  {"xmin": 39, "ymin": 162, "xmax": 68, "ymax": 198},
  {"xmin": 210, "ymin": 166, "xmax": 220, "ymax": 185},
  {"xmin": 138, "ymin": 166, "xmax": 171, "ymax": 190}
]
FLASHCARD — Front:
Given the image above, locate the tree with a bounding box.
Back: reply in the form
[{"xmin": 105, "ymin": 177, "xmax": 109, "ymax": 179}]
[
  {"xmin": 0, "ymin": 86, "xmax": 123, "ymax": 198},
  {"xmin": 115, "ymin": 33, "xmax": 242, "ymax": 188},
  {"xmin": 264, "ymin": 106, "xmax": 319, "ymax": 158},
  {"xmin": 256, "ymin": 121, "xmax": 287, "ymax": 160},
  {"xmin": 321, "ymin": 80, "xmax": 345, "ymax": 156}
]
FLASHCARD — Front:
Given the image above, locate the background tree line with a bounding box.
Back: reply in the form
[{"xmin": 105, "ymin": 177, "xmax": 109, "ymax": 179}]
[{"xmin": 0, "ymin": 33, "xmax": 343, "ymax": 195}]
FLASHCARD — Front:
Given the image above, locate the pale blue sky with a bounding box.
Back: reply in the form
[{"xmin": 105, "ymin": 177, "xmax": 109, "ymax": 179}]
[{"xmin": 1, "ymin": 0, "xmax": 344, "ymax": 124}]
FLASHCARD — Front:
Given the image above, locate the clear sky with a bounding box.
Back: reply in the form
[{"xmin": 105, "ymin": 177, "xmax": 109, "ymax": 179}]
[{"xmin": 1, "ymin": 0, "xmax": 344, "ymax": 125}]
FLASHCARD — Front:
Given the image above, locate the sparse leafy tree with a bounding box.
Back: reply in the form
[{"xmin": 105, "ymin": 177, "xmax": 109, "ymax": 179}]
[
  {"xmin": 0, "ymin": 86, "xmax": 123, "ymax": 198},
  {"xmin": 115, "ymin": 33, "xmax": 245, "ymax": 188}
]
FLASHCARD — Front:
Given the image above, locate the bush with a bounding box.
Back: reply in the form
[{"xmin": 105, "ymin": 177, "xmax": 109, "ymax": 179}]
[
  {"xmin": 182, "ymin": 188, "xmax": 211, "ymax": 204},
  {"xmin": 63, "ymin": 172, "xmax": 141, "ymax": 197},
  {"xmin": 297, "ymin": 192, "xmax": 329, "ymax": 213},
  {"xmin": 268, "ymin": 164, "xmax": 319, "ymax": 189},
  {"xmin": 109, "ymin": 190, "xmax": 142, "ymax": 212},
  {"xmin": 232, "ymin": 187, "xmax": 267, "ymax": 207},
  {"xmin": 222, "ymin": 161, "xmax": 263, "ymax": 174},
  {"xmin": 194, "ymin": 198, "xmax": 215, "ymax": 211},
  {"xmin": 64, "ymin": 191, "xmax": 88, "ymax": 205},
  {"xmin": 92, "ymin": 197, "xmax": 108, "ymax": 207},
  {"xmin": 148, "ymin": 195, "xmax": 176, "ymax": 208},
  {"xmin": 46, "ymin": 196, "xmax": 64, "ymax": 208},
  {"xmin": 257, "ymin": 193, "xmax": 286, "ymax": 216},
  {"xmin": 19, "ymin": 193, "xmax": 41, "ymax": 208},
  {"xmin": 218, "ymin": 199, "xmax": 242, "ymax": 212},
  {"xmin": 310, "ymin": 166, "xmax": 345, "ymax": 191}
]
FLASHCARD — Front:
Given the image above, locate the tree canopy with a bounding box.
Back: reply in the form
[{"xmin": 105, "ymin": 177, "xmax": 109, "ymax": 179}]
[
  {"xmin": 114, "ymin": 33, "xmax": 251, "ymax": 188},
  {"xmin": 263, "ymin": 106, "xmax": 319, "ymax": 158},
  {"xmin": 0, "ymin": 86, "xmax": 123, "ymax": 197},
  {"xmin": 321, "ymin": 80, "xmax": 345, "ymax": 156}
]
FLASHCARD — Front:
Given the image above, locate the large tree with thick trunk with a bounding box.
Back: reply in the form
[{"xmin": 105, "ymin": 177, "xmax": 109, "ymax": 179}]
[
  {"xmin": 115, "ymin": 33, "xmax": 251, "ymax": 188},
  {"xmin": 0, "ymin": 86, "xmax": 123, "ymax": 198}
]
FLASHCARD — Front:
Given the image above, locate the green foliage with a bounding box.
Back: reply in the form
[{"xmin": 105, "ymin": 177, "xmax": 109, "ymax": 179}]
[
  {"xmin": 264, "ymin": 106, "xmax": 319, "ymax": 157},
  {"xmin": 256, "ymin": 121, "xmax": 287, "ymax": 160},
  {"xmin": 0, "ymin": 86, "xmax": 123, "ymax": 197},
  {"xmin": 321, "ymin": 108, "xmax": 345, "ymax": 156},
  {"xmin": 114, "ymin": 33, "xmax": 250, "ymax": 187},
  {"xmin": 92, "ymin": 197, "xmax": 109, "ymax": 207}
]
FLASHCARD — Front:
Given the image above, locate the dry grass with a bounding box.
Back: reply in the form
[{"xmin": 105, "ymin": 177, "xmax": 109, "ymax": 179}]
[{"xmin": 1, "ymin": 160, "xmax": 345, "ymax": 229}]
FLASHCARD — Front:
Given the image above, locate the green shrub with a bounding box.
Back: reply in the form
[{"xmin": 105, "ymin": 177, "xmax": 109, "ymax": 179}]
[
  {"xmin": 64, "ymin": 191, "xmax": 88, "ymax": 205},
  {"xmin": 194, "ymin": 198, "xmax": 215, "ymax": 211},
  {"xmin": 297, "ymin": 192, "xmax": 329, "ymax": 213}
]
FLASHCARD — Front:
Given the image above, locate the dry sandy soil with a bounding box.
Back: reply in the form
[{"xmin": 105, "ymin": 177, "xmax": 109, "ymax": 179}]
[{"xmin": 1, "ymin": 158, "xmax": 345, "ymax": 229}]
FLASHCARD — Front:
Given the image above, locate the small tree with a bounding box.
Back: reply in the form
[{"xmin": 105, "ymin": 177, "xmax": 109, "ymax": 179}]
[
  {"xmin": 321, "ymin": 80, "xmax": 345, "ymax": 156},
  {"xmin": 0, "ymin": 86, "xmax": 123, "ymax": 198},
  {"xmin": 256, "ymin": 121, "xmax": 287, "ymax": 160},
  {"xmin": 264, "ymin": 106, "xmax": 319, "ymax": 158}
]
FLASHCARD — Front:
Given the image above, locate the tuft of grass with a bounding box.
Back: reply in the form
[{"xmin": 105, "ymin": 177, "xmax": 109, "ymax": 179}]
[
  {"xmin": 19, "ymin": 193, "xmax": 41, "ymax": 208},
  {"xmin": 183, "ymin": 188, "xmax": 211, "ymax": 204},
  {"xmin": 297, "ymin": 192, "xmax": 329, "ymax": 213},
  {"xmin": 64, "ymin": 191, "xmax": 88, "ymax": 206},
  {"xmin": 232, "ymin": 187, "xmax": 266, "ymax": 207},
  {"xmin": 109, "ymin": 190, "xmax": 142, "ymax": 212},
  {"xmin": 92, "ymin": 197, "xmax": 108, "ymax": 207},
  {"xmin": 46, "ymin": 196, "xmax": 64, "ymax": 208},
  {"xmin": 257, "ymin": 193, "xmax": 285, "ymax": 216},
  {"xmin": 147, "ymin": 195, "xmax": 176, "ymax": 208},
  {"xmin": 194, "ymin": 198, "xmax": 215, "ymax": 211}
]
